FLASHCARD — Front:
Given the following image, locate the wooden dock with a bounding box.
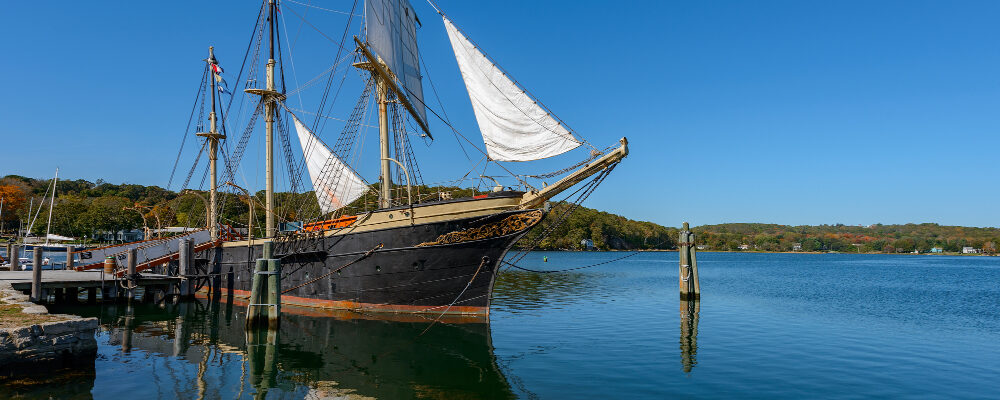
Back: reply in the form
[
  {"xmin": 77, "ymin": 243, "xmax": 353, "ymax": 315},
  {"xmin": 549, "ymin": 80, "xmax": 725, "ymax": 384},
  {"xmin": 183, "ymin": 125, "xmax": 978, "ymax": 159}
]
[{"xmin": 0, "ymin": 270, "xmax": 181, "ymax": 303}]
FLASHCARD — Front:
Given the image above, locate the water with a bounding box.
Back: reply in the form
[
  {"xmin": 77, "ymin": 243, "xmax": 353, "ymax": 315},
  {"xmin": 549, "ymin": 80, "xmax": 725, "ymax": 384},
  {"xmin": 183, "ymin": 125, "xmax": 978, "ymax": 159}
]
[
  {"xmin": 5, "ymin": 252, "xmax": 1000, "ymax": 398},
  {"xmin": 1, "ymin": 247, "xmax": 76, "ymax": 269}
]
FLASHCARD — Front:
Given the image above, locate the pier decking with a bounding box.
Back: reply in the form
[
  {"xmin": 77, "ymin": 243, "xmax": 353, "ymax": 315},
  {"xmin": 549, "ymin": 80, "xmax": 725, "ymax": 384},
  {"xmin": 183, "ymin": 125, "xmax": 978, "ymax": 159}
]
[{"xmin": 0, "ymin": 270, "xmax": 181, "ymax": 303}]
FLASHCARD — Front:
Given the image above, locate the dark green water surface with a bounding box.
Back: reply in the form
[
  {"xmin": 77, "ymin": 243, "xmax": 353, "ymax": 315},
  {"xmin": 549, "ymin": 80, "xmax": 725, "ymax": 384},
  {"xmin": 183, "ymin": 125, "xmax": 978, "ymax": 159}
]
[{"xmin": 6, "ymin": 252, "xmax": 1000, "ymax": 398}]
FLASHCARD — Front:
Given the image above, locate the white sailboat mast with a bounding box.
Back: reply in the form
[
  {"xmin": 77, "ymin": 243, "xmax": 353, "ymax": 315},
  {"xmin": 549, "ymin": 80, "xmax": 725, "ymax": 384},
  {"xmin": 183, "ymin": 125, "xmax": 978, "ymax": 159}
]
[{"xmin": 44, "ymin": 168, "xmax": 58, "ymax": 246}]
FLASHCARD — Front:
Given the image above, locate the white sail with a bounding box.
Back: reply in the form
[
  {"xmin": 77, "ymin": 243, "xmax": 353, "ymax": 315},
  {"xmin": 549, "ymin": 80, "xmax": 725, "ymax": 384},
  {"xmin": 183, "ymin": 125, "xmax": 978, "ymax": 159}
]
[
  {"xmin": 365, "ymin": 0, "xmax": 427, "ymax": 124},
  {"xmin": 291, "ymin": 114, "xmax": 369, "ymax": 214},
  {"xmin": 443, "ymin": 17, "xmax": 581, "ymax": 162}
]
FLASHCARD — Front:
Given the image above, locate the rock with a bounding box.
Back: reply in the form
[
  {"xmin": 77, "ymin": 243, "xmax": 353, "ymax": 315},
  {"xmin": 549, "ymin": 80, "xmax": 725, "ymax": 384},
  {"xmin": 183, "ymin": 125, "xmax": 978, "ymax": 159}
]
[
  {"xmin": 0, "ymin": 285, "xmax": 99, "ymax": 375},
  {"xmin": 21, "ymin": 305, "xmax": 49, "ymax": 314},
  {"xmin": 41, "ymin": 319, "xmax": 98, "ymax": 336}
]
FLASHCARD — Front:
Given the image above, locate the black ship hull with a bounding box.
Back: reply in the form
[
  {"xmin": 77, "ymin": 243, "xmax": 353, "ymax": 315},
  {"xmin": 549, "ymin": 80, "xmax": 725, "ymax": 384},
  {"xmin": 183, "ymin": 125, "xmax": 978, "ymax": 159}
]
[{"xmin": 198, "ymin": 205, "xmax": 543, "ymax": 317}]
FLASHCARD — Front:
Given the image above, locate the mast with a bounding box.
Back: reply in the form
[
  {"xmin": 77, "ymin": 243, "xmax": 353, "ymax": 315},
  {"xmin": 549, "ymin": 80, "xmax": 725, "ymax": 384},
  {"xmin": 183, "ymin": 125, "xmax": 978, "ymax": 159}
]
[
  {"xmin": 352, "ymin": 45, "xmax": 395, "ymax": 209},
  {"xmin": 376, "ymin": 77, "xmax": 392, "ymax": 208},
  {"xmin": 246, "ymin": 0, "xmax": 282, "ymax": 237},
  {"xmin": 197, "ymin": 47, "xmax": 225, "ymax": 241},
  {"xmin": 353, "ymin": 40, "xmax": 405, "ymax": 209},
  {"xmin": 44, "ymin": 168, "xmax": 57, "ymax": 246},
  {"xmin": 265, "ymin": 0, "xmax": 277, "ymax": 237}
]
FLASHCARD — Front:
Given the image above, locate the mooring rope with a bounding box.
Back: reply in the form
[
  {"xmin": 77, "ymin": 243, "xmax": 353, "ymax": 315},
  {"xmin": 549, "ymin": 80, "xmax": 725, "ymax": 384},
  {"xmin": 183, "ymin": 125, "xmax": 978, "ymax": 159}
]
[
  {"xmin": 501, "ymin": 251, "xmax": 642, "ymax": 274},
  {"xmin": 280, "ymin": 243, "xmax": 382, "ymax": 294},
  {"xmin": 419, "ymin": 256, "xmax": 489, "ymax": 336}
]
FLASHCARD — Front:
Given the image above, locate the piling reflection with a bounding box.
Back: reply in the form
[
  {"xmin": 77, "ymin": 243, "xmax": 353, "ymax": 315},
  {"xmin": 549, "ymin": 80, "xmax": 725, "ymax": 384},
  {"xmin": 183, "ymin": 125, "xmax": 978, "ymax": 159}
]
[
  {"xmin": 48, "ymin": 295, "xmax": 515, "ymax": 399},
  {"xmin": 245, "ymin": 327, "xmax": 278, "ymax": 399},
  {"xmin": 679, "ymin": 299, "xmax": 700, "ymax": 373}
]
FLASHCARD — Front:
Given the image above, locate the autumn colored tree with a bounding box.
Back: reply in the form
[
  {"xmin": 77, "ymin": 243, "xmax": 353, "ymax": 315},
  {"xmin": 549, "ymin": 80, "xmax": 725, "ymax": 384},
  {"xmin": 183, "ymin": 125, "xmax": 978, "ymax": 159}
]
[{"xmin": 0, "ymin": 183, "xmax": 28, "ymax": 233}]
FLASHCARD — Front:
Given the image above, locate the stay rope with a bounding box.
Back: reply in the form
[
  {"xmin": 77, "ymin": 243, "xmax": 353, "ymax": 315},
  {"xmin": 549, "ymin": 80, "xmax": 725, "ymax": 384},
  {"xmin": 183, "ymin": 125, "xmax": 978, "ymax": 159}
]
[
  {"xmin": 501, "ymin": 251, "xmax": 642, "ymax": 274},
  {"xmin": 506, "ymin": 162, "xmax": 618, "ymax": 267}
]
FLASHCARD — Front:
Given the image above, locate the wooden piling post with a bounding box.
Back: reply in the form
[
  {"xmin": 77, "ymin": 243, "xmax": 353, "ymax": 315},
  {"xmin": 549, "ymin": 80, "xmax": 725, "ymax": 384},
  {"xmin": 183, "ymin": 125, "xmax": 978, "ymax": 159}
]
[
  {"xmin": 126, "ymin": 248, "xmax": 137, "ymax": 301},
  {"xmin": 31, "ymin": 248, "xmax": 43, "ymax": 301},
  {"xmin": 690, "ymin": 231, "xmax": 701, "ymax": 299},
  {"xmin": 679, "ymin": 222, "xmax": 701, "ymax": 301},
  {"xmin": 65, "ymin": 246, "xmax": 74, "ymax": 270},
  {"xmin": 246, "ymin": 259, "xmax": 267, "ymax": 327},
  {"xmin": 87, "ymin": 287, "xmax": 97, "ymax": 304},
  {"xmin": 246, "ymin": 242, "xmax": 280, "ymax": 329},
  {"xmin": 7, "ymin": 244, "xmax": 18, "ymax": 271},
  {"xmin": 178, "ymin": 238, "xmax": 192, "ymax": 298},
  {"xmin": 266, "ymin": 255, "xmax": 281, "ymax": 329}
]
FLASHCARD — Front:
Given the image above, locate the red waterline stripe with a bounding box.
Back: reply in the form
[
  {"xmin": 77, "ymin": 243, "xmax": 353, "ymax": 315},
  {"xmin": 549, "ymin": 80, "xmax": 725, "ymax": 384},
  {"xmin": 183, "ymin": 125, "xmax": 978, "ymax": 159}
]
[{"xmin": 201, "ymin": 288, "xmax": 488, "ymax": 317}]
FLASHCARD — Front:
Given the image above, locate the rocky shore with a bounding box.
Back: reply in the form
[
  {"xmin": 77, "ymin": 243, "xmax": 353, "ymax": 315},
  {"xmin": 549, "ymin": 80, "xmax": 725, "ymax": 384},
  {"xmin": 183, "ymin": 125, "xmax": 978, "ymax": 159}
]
[{"xmin": 0, "ymin": 281, "xmax": 98, "ymax": 378}]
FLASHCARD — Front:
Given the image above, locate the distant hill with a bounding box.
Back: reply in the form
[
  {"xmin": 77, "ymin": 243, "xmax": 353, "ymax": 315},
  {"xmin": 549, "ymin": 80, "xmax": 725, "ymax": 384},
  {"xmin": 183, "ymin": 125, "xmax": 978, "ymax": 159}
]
[
  {"xmin": 693, "ymin": 222, "xmax": 1000, "ymax": 254},
  {"xmin": 519, "ymin": 203, "xmax": 676, "ymax": 251}
]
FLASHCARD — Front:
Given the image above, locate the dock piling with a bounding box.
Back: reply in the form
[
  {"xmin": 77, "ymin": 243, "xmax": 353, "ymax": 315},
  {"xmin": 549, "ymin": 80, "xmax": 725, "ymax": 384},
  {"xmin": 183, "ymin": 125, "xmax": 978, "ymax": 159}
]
[
  {"xmin": 126, "ymin": 248, "xmax": 137, "ymax": 301},
  {"xmin": 178, "ymin": 238, "xmax": 192, "ymax": 298},
  {"xmin": 31, "ymin": 249, "xmax": 42, "ymax": 301},
  {"xmin": 7, "ymin": 244, "xmax": 18, "ymax": 271},
  {"xmin": 267, "ymin": 256, "xmax": 281, "ymax": 327},
  {"xmin": 679, "ymin": 222, "xmax": 701, "ymax": 301},
  {"xmin": 65, "ymin": 246, "xmax": 74, "ymax": 270},
  {"xmin": 246, "ymin": 242, "xmax": 280, "ymax": 329}
]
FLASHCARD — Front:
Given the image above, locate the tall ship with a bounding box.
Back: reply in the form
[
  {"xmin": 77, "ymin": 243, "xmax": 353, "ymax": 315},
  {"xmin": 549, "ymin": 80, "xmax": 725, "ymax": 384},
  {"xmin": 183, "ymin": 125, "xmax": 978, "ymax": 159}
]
[{"xmin": 77, "ymin": 0, "xmax": 627, "ymax": 317}]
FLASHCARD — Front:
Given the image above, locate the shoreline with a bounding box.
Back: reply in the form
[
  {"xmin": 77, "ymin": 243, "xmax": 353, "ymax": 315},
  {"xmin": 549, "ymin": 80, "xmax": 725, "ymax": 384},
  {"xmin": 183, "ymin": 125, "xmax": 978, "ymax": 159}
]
[{"xmin": 518, "ymin": 249, "xmax": 997, "ymax": 256}]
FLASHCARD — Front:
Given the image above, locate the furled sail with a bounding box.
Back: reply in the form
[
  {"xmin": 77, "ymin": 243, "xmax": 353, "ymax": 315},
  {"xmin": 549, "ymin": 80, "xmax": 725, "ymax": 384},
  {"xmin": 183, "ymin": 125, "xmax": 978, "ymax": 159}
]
[
  {"xmin": 365, "ymin": 0, "xmax": 427, "ymax": 125},
  {"xmin": 291, "ymin": 114, "xmax": 368, "ymax": 214},
  {"xmin": 443, "ymin": 17, "xmax": 582, "ymax": 162}
]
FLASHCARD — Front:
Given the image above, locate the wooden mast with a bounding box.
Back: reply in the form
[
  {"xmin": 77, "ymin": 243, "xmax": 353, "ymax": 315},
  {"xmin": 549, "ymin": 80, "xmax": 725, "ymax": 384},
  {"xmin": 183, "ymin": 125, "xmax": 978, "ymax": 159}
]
[
  {"xmin": 245, "ymin": 0, "xmax": 283, "ymax": 237},
  {"xmin": 353, "ymin": 37, "xmax": 433, "ymax": 209},
  {"xmin": 265, "ymin": 0, "xmax": 277, "ymax": 237},
  {"xmin": 197, "ymin": 46, "xmax": 226, "ymax": 241},
  {"xmin": 376, "ymin": 75, "xmax": 392, "ymax": 208}
]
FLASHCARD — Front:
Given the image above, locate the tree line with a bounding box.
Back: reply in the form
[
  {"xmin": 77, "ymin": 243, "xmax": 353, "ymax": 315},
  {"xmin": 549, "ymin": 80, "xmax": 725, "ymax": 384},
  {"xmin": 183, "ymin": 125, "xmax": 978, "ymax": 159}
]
[
  {"xmin": 693, "ymin": 222, "xmax": 1000, "ymax": 254},
  {"xmin": 3, "ymin": 175, "xmax": 997, "ymax": 253}
]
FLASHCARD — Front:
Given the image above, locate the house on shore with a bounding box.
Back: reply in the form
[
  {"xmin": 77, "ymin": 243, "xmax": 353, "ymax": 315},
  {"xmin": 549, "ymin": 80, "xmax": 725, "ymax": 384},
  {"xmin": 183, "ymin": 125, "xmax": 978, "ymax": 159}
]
[{"xmin": 962, "ymin": 247, "xmax": 980, "ymax": 254}]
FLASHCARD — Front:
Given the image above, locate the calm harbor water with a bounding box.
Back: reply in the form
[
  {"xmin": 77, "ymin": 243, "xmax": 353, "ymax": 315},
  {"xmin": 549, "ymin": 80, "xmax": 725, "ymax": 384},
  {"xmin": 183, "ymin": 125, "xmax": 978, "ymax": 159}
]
[{"xmin": 5, "ymin": 251, "xmax": 1000, "ymax": 398}]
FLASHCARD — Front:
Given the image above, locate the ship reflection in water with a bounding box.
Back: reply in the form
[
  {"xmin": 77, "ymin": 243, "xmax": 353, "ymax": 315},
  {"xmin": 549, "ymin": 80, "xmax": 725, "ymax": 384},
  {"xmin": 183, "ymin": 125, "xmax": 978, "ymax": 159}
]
[
  {"xmin": 37, "ymin": 296, "xmax": 515, "ymax": 399},
  {"xmin": 679, "ymin": 299, "xmax": 700, "ymax": 374}
]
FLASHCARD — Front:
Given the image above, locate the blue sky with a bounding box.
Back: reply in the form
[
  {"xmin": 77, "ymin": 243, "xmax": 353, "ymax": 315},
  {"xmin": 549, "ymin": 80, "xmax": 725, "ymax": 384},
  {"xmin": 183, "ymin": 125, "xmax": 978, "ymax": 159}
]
[{"xmin": 2, "ymin": 0, "xmax": 999, "ymax": 228}]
